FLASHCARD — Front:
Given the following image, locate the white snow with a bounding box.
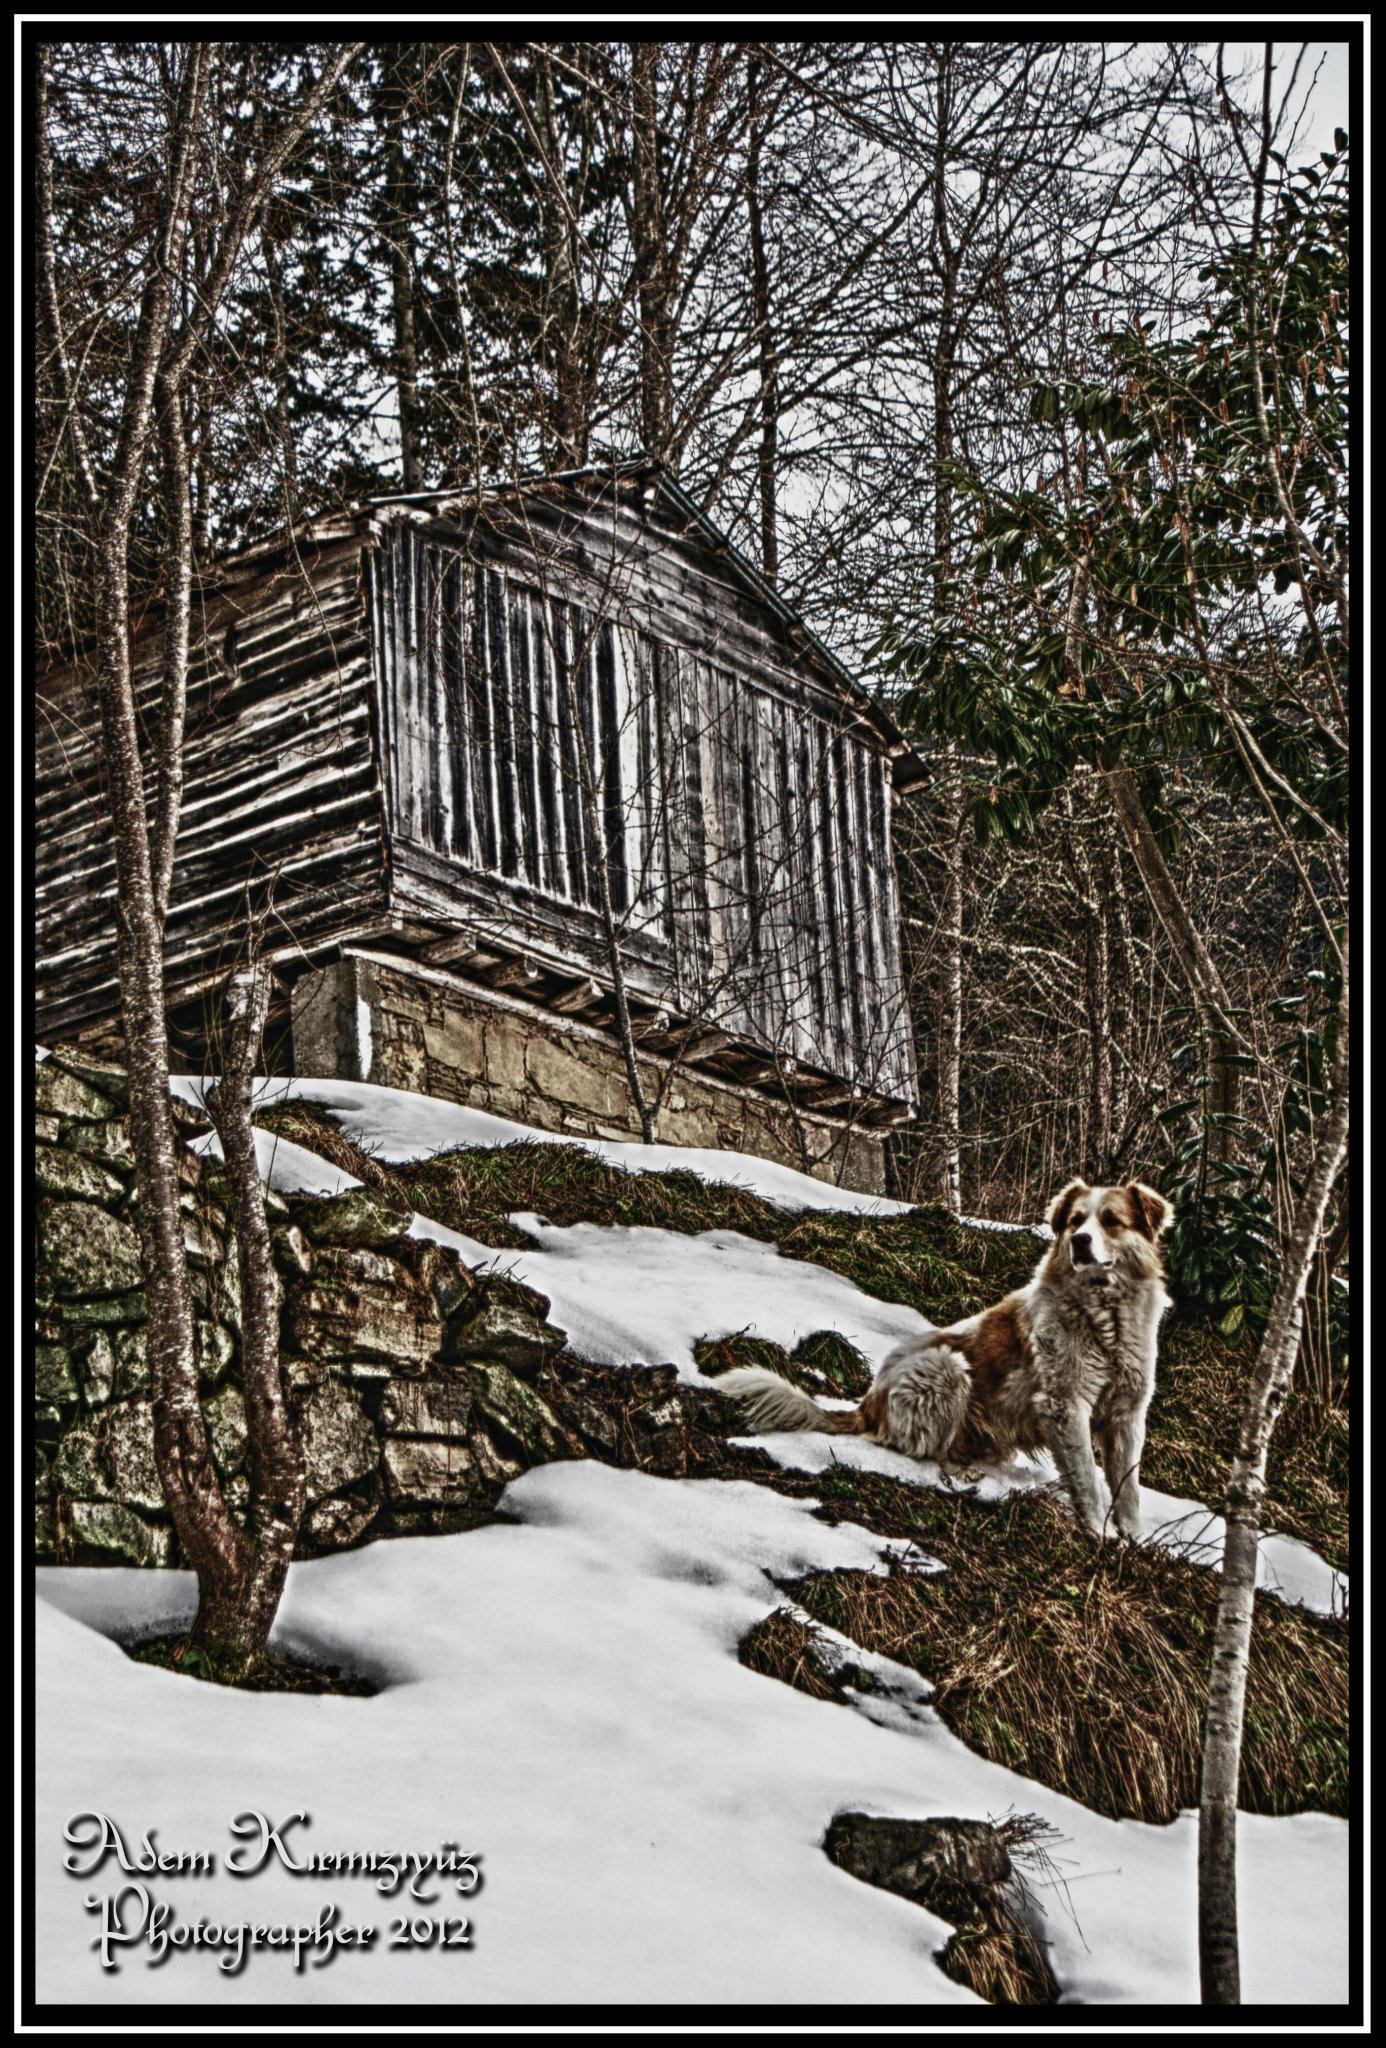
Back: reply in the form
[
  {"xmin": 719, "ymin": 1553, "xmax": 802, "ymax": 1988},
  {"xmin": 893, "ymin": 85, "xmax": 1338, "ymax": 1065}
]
[
  {"xmin": 34, "ymin": 1463, "xmax": 1347, "ymax": 2008},
  {"xmin": 188, "ymin": 1088, "xmax": 1347, "ymax": 1617},
  {"xmin": 168, "ymin": 1072, "xmax": 915, "ymax": 1216},
  {"xmin": 33, "ymin": 1073, "xmax": 1348, "ymax": 2004},
  {"xmin": 737, "ymin": 1435, "xmax": 1349, "ymax": 1621}
]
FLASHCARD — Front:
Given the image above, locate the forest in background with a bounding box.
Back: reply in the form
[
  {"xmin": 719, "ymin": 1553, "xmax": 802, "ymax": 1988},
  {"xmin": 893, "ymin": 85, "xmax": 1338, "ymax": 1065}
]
[{"xmin": 35, "ymin": 37, "xmax": 1349, "ymax": 1368}]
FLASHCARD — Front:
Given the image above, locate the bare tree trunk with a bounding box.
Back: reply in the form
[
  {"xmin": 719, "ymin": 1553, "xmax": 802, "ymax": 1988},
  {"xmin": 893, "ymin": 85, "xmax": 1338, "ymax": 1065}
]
[
  {"xmin": 386, "ymin": 45, "xmax": 424, "ymax": 493},
  {"xmin": 97, "ymin": 532, "xmax": 250, "ymax": 1613},
  {"xmin": 929, "ymin": 52, "xmax": 964, "ymax": 1215},
  {"xmin": 630, "ymin": 44, "xmax": 674, "ymax": 463},
  {"xmin": 71, "ymin": 46, "xmax": 250, "ymax": 1614},
  {"xmin": 1198, "ymin": 944, "xmax": 1350, "ymax": 2004},
  {"xmin": 200, "ymin": 963, "xmax": 306, "ymax": 1664},
  {"xmin": 534, "ymin": 47, "xmax": 591, "ymax": 468},
  {"xmin": 1099, "ymin": 805, "xmax": 1136, "ymax": 1165},
  {"xmin": 1103, "ymin": 763, "xmax": 1243, "ymax": 1165},
  {"xmin": 745, "ymin": 53, "xmax": 779, "ymax": 581},
  {"xmin": 38, "ymin": 38, "xmax": 360, "ymax": 1669}
]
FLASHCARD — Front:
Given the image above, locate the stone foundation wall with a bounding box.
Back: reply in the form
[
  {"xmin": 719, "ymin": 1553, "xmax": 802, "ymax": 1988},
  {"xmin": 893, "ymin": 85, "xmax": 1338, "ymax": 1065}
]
[
  {"xmin": 291, "ymin": 950, "xmax": 886, "ymax": 1194},
  {"xmin": 35, "ymin": 1049, "xmax": 706, "ymax": 1569}
]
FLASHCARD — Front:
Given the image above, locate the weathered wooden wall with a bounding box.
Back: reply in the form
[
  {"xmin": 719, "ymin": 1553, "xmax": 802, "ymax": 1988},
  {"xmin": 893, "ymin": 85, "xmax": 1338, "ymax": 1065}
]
[
  {"xmin": 35, "ymin": 472, "xmax": 919, "ymax": 1120},
  {"xmin": 35, "ymin": 542, "xmax": 387, "ymax": 1040},
  {"xmin": 371, "ymin": 484, "xmax": 917, "ymax": 1107}
]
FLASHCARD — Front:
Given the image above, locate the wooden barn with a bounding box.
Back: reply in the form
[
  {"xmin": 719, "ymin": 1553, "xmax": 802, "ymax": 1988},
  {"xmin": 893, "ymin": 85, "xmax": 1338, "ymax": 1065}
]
[{"xmin": 35, "ymin": 462, "xmax": 924, "ymax": 1192}]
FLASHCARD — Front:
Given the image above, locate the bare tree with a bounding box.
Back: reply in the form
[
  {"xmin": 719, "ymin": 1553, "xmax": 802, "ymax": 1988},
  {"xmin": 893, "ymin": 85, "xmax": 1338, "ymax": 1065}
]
[{"xmin": 36, "ymin": 39, "xmax": 360, "ymax": 1670}]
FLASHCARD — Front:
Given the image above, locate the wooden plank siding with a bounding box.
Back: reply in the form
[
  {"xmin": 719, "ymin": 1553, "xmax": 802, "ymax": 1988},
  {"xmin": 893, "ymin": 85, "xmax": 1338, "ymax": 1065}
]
[
  {"xmin": 371, "ymin": 495, "xmax": 917, "ymax": 1107},
  {"xmin": 35, "ymin": 546, "xmax": 388, "ymax": 1039},
  {"xmin": 34, "ymin": 472, "xmax": 918, "ymax": 1116}
]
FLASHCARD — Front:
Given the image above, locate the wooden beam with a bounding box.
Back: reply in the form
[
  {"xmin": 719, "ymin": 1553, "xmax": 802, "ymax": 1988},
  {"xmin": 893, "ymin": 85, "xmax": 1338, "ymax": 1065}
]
[
  {"xmin": 550, "ymin": 975, "xmax": 603, "ymax": 1016},
  {"xmin": 477, "ymin": 953, "xmax": 541, "ymax": 992},
  {"xmin": 418, "ymin": 929, "xmax": 483, "ymax": 966}
]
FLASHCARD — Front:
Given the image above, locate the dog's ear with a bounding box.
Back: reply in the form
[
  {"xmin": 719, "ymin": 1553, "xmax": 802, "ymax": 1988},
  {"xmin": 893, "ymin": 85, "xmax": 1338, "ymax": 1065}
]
[
  {"xmin": 1127, "ymin": 1183, "xmax": 1174, "ymax": 1239},
  {"xmin": 1046, "ymin": 1179, "xmax": 1090, "ymax": 1235}
]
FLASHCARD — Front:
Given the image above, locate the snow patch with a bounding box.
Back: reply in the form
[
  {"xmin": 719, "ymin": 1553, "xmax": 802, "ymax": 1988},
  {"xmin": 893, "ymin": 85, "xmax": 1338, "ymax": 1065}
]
[
  {"xmin": 186, "ymin": 1078, "xmax": 1347, "ymax": 1617},
  {"xmin": 741, "ymin": 1433, "xmax": 1348, "ymax": 1619},
  {"xmin": 34, "ymin": 1463, "xmax": 1347, "ymax": 2007},
  {"xmin": 170, "ymin": 1071, "xmax": 915, "ymax": 1216}
]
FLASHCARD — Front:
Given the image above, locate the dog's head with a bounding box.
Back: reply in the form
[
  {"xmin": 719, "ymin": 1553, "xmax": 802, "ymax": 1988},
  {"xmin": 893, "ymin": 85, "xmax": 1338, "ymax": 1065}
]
[{"xmin": 1046, "ymin": 1179, "xmax": 1173, "ymax": 1286}]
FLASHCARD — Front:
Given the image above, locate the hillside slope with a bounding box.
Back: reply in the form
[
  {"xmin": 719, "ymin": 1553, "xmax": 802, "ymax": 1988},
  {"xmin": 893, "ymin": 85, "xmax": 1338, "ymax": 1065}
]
[{"xmin": 34, "ymin": 1062, "xmax": 1349, "ymax": 2007}]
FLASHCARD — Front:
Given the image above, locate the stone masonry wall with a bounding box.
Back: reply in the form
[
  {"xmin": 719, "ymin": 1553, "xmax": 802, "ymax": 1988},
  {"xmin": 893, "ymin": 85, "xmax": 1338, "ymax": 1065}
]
[
  {"xmin": 34, "ymin": 1048, "xmax": 709, "ymax": 1571},
  {"xmin": 291, "ymin": 951, "xmax": 887, "ymax": 1194}
]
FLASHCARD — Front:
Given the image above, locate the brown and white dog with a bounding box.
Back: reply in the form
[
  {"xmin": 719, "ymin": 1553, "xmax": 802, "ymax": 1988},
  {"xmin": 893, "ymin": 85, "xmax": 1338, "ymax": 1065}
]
[{"xmin": 720, "ymin": 1179, "xmax": 1174, "ymax": 1542}]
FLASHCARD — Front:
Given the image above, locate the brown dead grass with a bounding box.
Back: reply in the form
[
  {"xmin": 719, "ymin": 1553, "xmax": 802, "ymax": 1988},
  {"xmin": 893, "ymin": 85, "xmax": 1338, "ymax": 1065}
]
[
  {"xmin": 741, "ymin": 1609, "xmax": 1058, "ymax": 2003},
  {"xmin": 790, "ymin": 1470, "xmax": 1347, "ymax": 1827},
  {"xmin": 253, "ymin": 1102, "xmax": 397, "ymax": 1190}
]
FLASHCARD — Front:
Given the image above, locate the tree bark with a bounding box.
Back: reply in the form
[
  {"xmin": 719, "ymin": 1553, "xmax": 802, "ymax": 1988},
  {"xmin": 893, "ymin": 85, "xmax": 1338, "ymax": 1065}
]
[
  {"xmin": 1102, "ymin": 763, "xmax": 1243, "ymax": 1166},
  {"xmin": 386, "ymin": 45, "xmax": 424, "ymax": 493},
  {"xmin": 200, "ymin": 965, "xmax": 306, "ymax": 1663},
  {"xmin": 39, "ymin": 40, "xmax": 361, "ymax": 1666},
  {"xmin": 745, "ymin": 53, "xmax": 779, "ymax": 581},
  {"xmin": 630, "ymin": 44, "xmax": 674, "ymax": 463},
  {"xmin": 1197, "ymin": 943, "xmax": 1350, "ymax": 2004},
  {"xmin": 929, "ymin": 49, "xmax": 965, "ymax": 1215}
]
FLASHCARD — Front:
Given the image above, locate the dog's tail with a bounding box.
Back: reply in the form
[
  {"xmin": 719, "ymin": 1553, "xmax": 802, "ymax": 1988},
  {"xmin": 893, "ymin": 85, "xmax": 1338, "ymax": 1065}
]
[{"xmin": 716, "ymin": 1365, "xmax": 863, "ymax": 1436}]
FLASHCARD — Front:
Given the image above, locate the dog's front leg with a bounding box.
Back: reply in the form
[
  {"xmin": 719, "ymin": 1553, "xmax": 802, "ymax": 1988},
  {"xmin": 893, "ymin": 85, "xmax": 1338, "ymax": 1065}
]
[
  {"xmin": 1097, "ymin": 1405, "xmax": 1148, "ymax": 1542},
  {"xmin": 1042, "ymin": 1396, "xmax": 1108, "ymax": 1539}
]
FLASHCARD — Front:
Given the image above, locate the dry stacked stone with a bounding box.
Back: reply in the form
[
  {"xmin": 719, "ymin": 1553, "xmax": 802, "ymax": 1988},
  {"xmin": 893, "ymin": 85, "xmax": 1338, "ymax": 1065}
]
[
  {"xmin": 35, "ymin": 1049, "xmax": 570, "ymax": 1566},
  {"xmin": 34, "ymin": 1049, "xmax": 718, "ymax": 1570}
]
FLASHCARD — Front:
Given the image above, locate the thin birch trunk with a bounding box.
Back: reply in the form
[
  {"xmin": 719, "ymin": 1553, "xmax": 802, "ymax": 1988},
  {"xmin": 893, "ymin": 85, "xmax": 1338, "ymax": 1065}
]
[
  {"xmin": 745, "ymin": 53, "xmax": 779, "ymax": 582},
  {"xmin": 1103, "ymin": 763, "xmax": 1244, "ymax": 1166},
  {"xmin": 1197, "ymin": 944, "xmax": 1350, "ymax": 2004}
]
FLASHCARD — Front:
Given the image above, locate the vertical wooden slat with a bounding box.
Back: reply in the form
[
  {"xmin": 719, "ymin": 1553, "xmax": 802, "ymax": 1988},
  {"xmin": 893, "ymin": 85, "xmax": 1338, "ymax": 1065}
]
[
  {"xmin": 426, "ymin": 549, "xmax": 450, "ymax": 854},
  {"xmin": 531, "ymin": 588, "xmax": 563, "ymax": 896},
  {"xmin": 832, "ymin": 733, "xmax": 867, "ymax": 1058},
  {"xmin": 507, "ymin": 580, "xmax": 541, "ymax": 887},
  {"xmin": 442, "ymin": 554, "xmax": 471, "ymax": 861},
  {"xmin": 554, "ymin": 598, "xmax": 591, "ymax": 905},
  {"xmin": 469, "ymin": 564, "xmax": 499, "ymax": 872},
  {"xmin": 485, "ymin": 569, "xmax": 519, "ymax": 878}
]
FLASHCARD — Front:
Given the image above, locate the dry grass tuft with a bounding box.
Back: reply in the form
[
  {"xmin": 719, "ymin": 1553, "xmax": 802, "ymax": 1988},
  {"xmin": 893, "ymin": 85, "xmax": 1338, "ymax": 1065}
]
[
  {"xmin": 253, "ymin": 1102, "xmax": 397, "ymax": 1191},
  {"xmin": 737, "ymin": 1604, "xmax": 849, "ymax": 1703},
  {"xmin": 934, "ymin": 1814, "xmax": 1060, "ymax": 2007},
  {"xmin": 793, "ymin": 1473, "xmax": 1347, "ymax": 1826}
]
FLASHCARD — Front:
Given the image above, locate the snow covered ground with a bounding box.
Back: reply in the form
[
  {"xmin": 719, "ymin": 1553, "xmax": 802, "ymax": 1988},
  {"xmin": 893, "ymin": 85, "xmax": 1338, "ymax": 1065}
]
[
  {"xmin": 34, "ymin": 1069, "xmax": 1348, "ymax": 2005},
  {"xmin": 188, "ymin": 1109, "xmax": 1349, "ymax": 1619},
  {"xmin": 170, "ymin": 1072, "xmax": 915, "ymax": 1216},
  {"xmin": 36, "ymin": 1464, "xmax": 1346, "ymax": 2007}
]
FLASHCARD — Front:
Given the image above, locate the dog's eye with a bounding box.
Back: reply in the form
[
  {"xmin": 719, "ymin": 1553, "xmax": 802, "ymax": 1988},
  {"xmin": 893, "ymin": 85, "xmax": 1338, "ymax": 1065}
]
[{"xmin": 1101, "ymin": 1213, "xmax": 1122, "ymax": 1229}]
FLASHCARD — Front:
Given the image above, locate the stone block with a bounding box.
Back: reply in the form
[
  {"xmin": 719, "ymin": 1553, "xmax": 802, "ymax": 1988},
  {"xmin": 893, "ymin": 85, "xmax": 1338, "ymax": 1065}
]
[
  {"xmin": 378, "ymin": 1377, "xmax": 473, "ymax": 1440},
  {"xmin": 65, "ymin": 1500, "xmax": 172, "ymax": 1569},
  {"xmin": 38, "ymin": 1200, "xmax": 143, "ymax": 1299},
  {"xmin": 381, "ymin": 1434, "xmax": 484, "ymax": 1506},
  {"xmin": 34, "ymin": 1145, "xmax": 127, "ymax": 1207}
]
